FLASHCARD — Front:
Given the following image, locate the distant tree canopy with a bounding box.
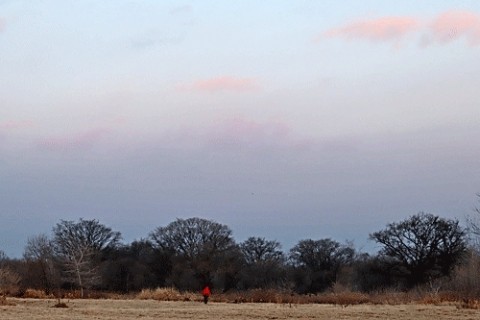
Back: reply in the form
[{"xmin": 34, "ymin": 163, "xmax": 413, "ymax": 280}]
[
  {"xmin": 289, "ymin": 238, "xmax": 355, "ymax": 293},
  {"xmin": 52, "ymin": 219, "xmax": 121, "ymax": 297},
  {"xmin": 23, "ymin": 234, "xmax": 58, "ymax": 294},
  {"xmin": 370, "ymin": 212, "xmax": 467, "ymax": 288},
  {"xmin": 150, "ymin": 217, "xmax": 239, "ymax": 290},
  {"xmin": 240, "ymin": 237, "xmax": 284, "ymax": 265},
  {"xmin": 238, "ymin": 237, "xmax": 286, "ymax": 289},
  {"xmin": 0, "ymin": 250, "xmax": 21, "ymax": 295},
  {"xmin": 150, "ymin": 217, "xmax": 235, "ymax": 259},
  {"xmin": 467, "ymin": 194, "xmax": 480, "ymax": 251},
  {"xmin": 99, "ymin": 239, "xmax": 171, "ymax": 293},
  {"xmin": 0, "ymin": 212, "xmax": 475, "ymax": 296}
]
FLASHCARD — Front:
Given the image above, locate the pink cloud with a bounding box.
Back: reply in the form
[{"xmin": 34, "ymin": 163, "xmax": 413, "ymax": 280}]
[
  {"xmin": 161, "ymin": 117, "xmax": 311, "ymax": 152},
  {"xmin": 323, "ymin": 16, "xmax": 420, "ymax": 43},
  {"xmin": 183, "ymin": 76, "xmax": 260, "ymax": 92},
  {"xmin": 428, "ymin": 10, "xmax": 480, "ymax": 46},
  {"xmin": 206, "ymin": 117, "xmax": 290, "ymax": 149},
  {"xmin": 0, "ymin": 120, "xmax": 34, "ymax": 147},
  {"xmin": 0, "ymin": 120, "xmax": 35, "ymax": 130},
  {"xmin": 322, "ymin": 10, "xmax": 480, "ymax": 47},
  {"xmin": 38, "ymin": 128, "xmax": 109, "ymax": 152}
]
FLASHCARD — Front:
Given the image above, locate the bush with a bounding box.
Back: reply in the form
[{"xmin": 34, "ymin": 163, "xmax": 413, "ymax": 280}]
[
  {"xmin": 445, "ymin": 252, "xmax": 480, "ymax": 299},
  {"xmin": 0, "ymin": 267, "xmax": 21, "ymax": 296},
  {"xmin": 22, "ymin": 289, "xmax": 51, "ymax": 299},
  {"xmin": 136, "ymin": 287, "xmax": 198, "ymax": 301},
  {"xmin": 0, "ymin": 295, "xmax": 16, "ymax": 306},
  {"xmin": 456, "ymin": 298, "xmax": 480, "ymax": 309},
  {"xmin": 226, "ymin": 289, "xmax": 286, "ymax": 304}
]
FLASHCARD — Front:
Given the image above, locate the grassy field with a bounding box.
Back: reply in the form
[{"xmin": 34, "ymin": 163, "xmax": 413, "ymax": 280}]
[{"xmin": 1, "ymin": 298, "xmax": 480, "ymax": 320}]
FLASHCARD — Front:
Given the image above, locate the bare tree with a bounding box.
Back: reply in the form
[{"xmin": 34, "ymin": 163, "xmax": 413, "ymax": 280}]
[
  {"xmin": 23, "ymin": 234, "xmax": 59, "ymax": 294},
  {"xmin": 0, "ymin": 251, "xmax": 5, "ymax": 267},
  {"xmin": 467, "ymin": 194, "xmax": 480, "ymax": 251},
  {"xmin": 289, "ymin": 238, "xmax": 355, "ymax": 293},
  {"xmin": 238, "ymin": 237, "xmax": 286, "ymax": 289},
  {"xmin": 151, "ymin": 217, "xmax": 235, "ymax": 259},
  {"xmin": 150, "ymin": 217, "xmax": 238, "ymax": 290},
  {"xmin": 370, "ymin": 212, "xmax": 466, "ymax": 287},
  {"xmin": 240, "ymin": 237, "xmax": 284, "ymax": 265},
  {"xmin": 52, "ymin": 219, "xmax": 121, "ymax": 297},
  {"xmin": 0, "ymin": 251, "xmax": 21, "ymax": 296}
]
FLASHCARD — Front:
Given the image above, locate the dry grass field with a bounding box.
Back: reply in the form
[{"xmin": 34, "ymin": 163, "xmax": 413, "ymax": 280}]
[{"xmin": 1, "ymin": 298, "xmax": 480, "ymax": 320}]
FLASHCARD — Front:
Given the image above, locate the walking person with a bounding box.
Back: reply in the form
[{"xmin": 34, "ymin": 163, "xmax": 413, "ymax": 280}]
[{"xmin": 202, "ymin": 285, "xmax": 211, "ymax": 304}]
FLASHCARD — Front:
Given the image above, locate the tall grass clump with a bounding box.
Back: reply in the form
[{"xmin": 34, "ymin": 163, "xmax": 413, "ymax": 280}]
[
  {"xmin": 22, "ymin": 289, "xmax": 51, "ymax": 299},
  {"xmin": 136, "ymin": 287, "xmax": 198, "ymax": 301}
]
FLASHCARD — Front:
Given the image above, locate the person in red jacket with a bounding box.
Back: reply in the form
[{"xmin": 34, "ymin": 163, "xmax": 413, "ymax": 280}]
[{"xmin": 202, "ymin": 285, "xmax": 211, "ymax": 304}]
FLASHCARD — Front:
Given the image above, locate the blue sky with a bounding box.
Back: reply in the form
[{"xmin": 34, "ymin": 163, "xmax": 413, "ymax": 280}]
[{"xmin": 1, "ymin": 1, "xmax": 480, "ymax": 257}]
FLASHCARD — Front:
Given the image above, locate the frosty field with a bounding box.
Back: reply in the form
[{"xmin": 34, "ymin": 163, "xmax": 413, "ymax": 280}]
[{"xmin": 2, "ymin": 299, "xmax": 480, "ymax": 320}]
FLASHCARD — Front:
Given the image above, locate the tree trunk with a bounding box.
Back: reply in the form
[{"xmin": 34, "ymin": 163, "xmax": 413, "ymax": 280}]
[{"xmin": 76, "ymin": 266, "xmax": 84, "ymax": 298}]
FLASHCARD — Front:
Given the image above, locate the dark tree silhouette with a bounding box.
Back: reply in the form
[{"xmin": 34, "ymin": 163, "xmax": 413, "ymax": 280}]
[
  {"xmin": 52, "ymin": 219, "xmax": 121, "ymax": 297},
  {"xmin": 240, "ymin": 237, "xmax": 284, "ymax": 265},
  {"xmin": 467, "ymin": 194, "xmax": 480, "ymax": 250},
  {"xmin": 289, "ymin": 238, "xmax": 354, "ymax": 293},
  {"xmin": 0, "ymin": 251, "xmax": 21, "ymax": 296},
  {"xmin": 150, "ymin": 217, "xmax": 238, "ymax": 290},
  {"xmin": 23, "ymin": 234, "xmax": 59, "ymax": 294},
  {"xmin": 238, "ymin": 237, "xmax": 286, "ymax": 289},
  {"xmin": 100, "ymin": 239, "xmax": 173, "ymax": 292},
  {"xmin": 370, "ymin": 212, "xmax": 467, "ymax": 287}
]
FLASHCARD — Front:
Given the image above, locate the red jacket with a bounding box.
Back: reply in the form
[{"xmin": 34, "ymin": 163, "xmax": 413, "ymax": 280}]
[{"xmin": 202, "ymin": 286, "xmax": 211, "ymax": 297}]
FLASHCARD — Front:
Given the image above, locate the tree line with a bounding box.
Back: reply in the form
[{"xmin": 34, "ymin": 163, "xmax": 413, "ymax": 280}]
[{"xmin": 1, "ymin": 211, "xmax": 479, "ymax": 298}]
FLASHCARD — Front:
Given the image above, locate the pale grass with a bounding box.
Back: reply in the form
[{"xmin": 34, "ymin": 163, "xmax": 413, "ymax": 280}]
[
  {"xmin": 136, "ymin": 287, "xmax": 199, "ymax": 302},
  {"xmin": 22, "ymin": 289, "xmax": 54, "ymax": 299},
  {"xmin": 1, "ymin": 298, "xmax": 480, "ymax": 320}
]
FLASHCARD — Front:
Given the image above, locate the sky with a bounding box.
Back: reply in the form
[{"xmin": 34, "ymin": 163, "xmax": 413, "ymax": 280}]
[{"xmin": 1, "ymin": 1, "xmax": 480, "ymax": 257}]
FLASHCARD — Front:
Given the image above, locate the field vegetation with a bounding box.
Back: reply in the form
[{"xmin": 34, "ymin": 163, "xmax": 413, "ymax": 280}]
[{"xmin": 1, "ymin": 297, "xmax": 480, "ymax": 320}]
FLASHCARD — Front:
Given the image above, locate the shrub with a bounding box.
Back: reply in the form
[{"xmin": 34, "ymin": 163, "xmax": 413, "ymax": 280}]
[
  {"xmin": 22, "ymin": 289, "xmax": 51, "ymax": 299},
  {"xmin": 0, "ymin": 267, "xmax": 21, "ymax": 296},
  {"xmin": 446, "ymin": 252, "xmax": 480, "ymax": 299},
  {"xmin": 0, "ymin": 295, "xmax": 16, "ymax": 306},
  {"xmin": 456, "ymin": 298, "xmax": 480, "ymax": 309},
  {"xmin": 136, "ymin": 287, "xmax": 198, "ymax": 301},
  {"xmin": 53, "ymin": 298, "xmax": 68, "ymax": 308}
]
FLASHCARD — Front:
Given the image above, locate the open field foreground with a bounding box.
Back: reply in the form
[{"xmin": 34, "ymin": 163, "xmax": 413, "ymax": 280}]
[{"xmin": 1, "ymin": 299, "xmax": 480, "ymax": 320}]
